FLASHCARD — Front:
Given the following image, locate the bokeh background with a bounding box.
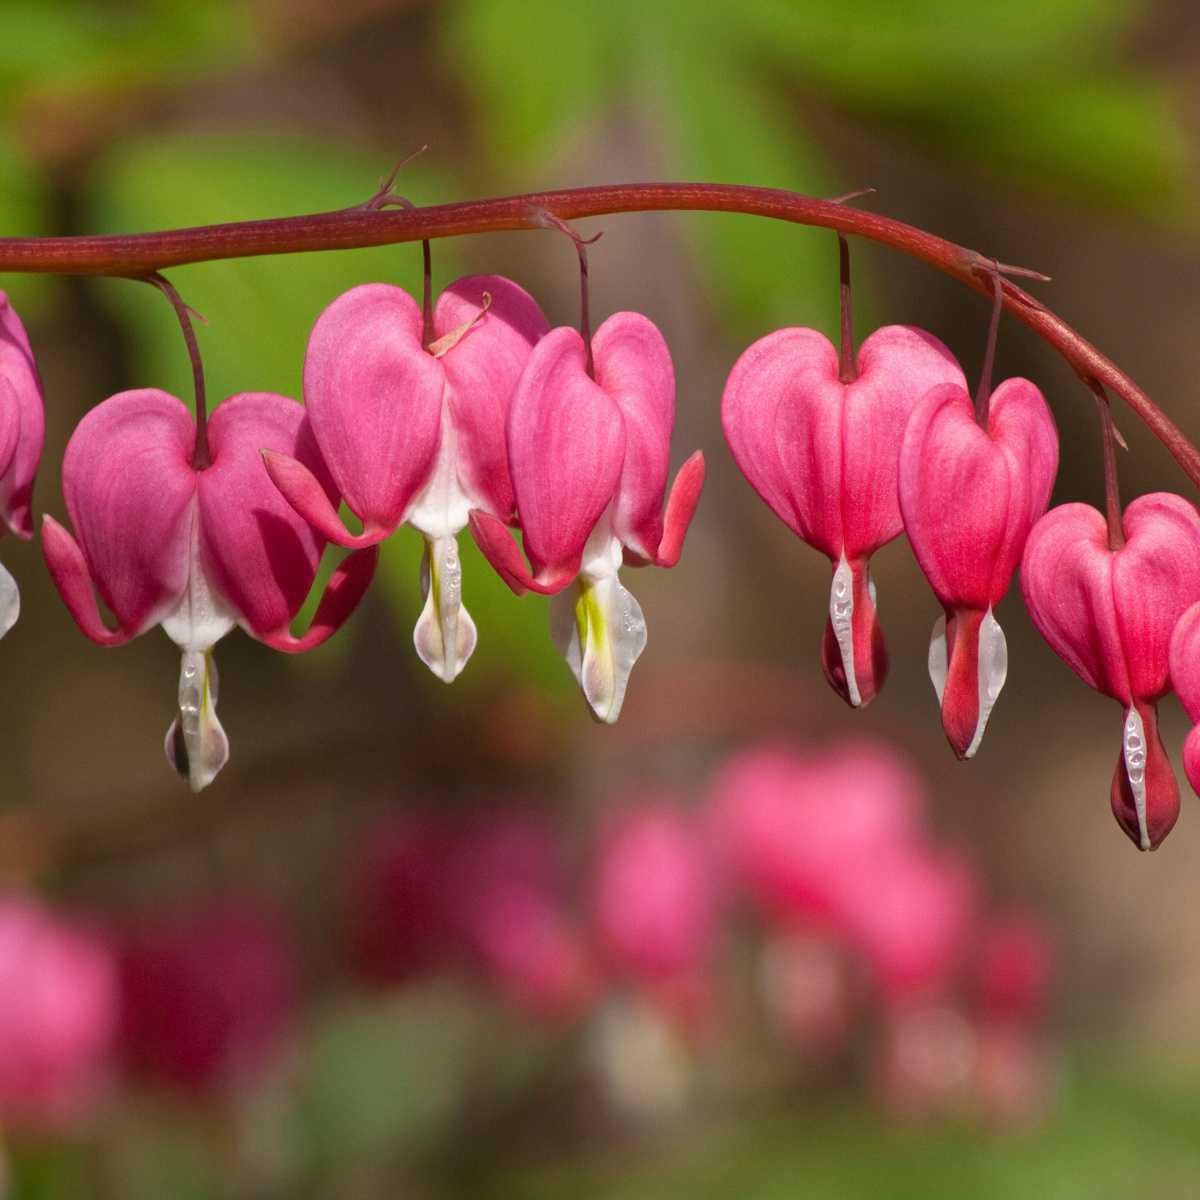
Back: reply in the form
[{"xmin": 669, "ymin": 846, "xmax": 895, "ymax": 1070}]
[{"xmin": 2, "ymin": 0, "xmax": 1200, "ymax": 1195}]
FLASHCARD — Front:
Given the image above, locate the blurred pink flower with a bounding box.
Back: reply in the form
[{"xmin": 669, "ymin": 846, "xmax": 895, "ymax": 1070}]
[
  {"xmin": 590, "ymin": 801, "xmax": 716, "ymax": 1027},
  {"xmin": 759, "ymin": 931, "xmax": 856, "ymax": 1055},
  {"xmin": 708, "ymin": 739, "xmax": 924, "ymax": 925},
  {"xmin": 0, "ymin": 895, "xmax": 118, "ymax": 1132},
  {"xmin": 973, "ymin": 912, "xmax": 1054, "ymax": 1027},
  {"xmin": 118, "ymin": 901, "xmax": 294, "ymax": 1096}
]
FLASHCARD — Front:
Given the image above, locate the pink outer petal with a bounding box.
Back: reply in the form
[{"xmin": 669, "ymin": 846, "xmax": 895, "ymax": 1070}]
[
  {"xmin": 1168, "ymin": 600, "xmax": 1200, "ymax": 723},
  {"xmin": 1111, "ymin": 700, "xmax": 1179, "ymax": 850},
  {"xmin": 1112, "ymin": 493, "xmax": 1200, "ymax": 703},
  {"xmin": 468, "ymin": 509, "xmax": 549, "ymax": 596},
  {"xmin": 436, "ymin": 275, "xmax": 549, "ymax": 521},
  {"xmin": 592, "ymin": 312, "xmax": 674, "ymax": 560},
  {"xmin": 654, "ymin": 451, "xmax": 705, "ymax": 568},
  {"xmin": 1020, "ymin": 503, "xmax": 1129, "ymax": 701},
  {"xmin": 58, "ymin": 389, "xmax": 197, "ymax": 638},
  {"xmin": 937, "ymin": 607, "xmax": 985, "ymax": 758},
  {"xmin": 722, "ymin": 325, "xmax": 963, "ymax": 563},
  {"xmin": 900, "ymin": 378, "xmax": 1056, "ymax": 611},
  {"xmin": 261, "ymin": 450, "xmax": 388, "ymax": 549},
  {"xmin": 842, "ymin": 326, "xmax": 967, "ymax": 558},
  {"xmin": 304, "ymin": 283, "xmax": 445, "ymax": 533},
  {"xmin": 41, "ymin": 516, "xmax": 137, "ymax": 646},
  {"xmin": 256, "ymin": 545, "xmax": 379, "ymax": 653},
  {"xmin": 506, "ymin": 326, "xmax": 625, "ymax": 585},
  {"xmin": 1183, "ymin": 725, "xmax": 1200, "ymax": 801},
  {"xmin": 199, "ymin": 394, "xmax": 336, "ymax": 638},
  {"xmin": 0, "ymin": 378, "xmax": 20, "ymax": 486},
  {"xmin": 0, "ymin": 292, "xmax": 45, "ymax": 539}
]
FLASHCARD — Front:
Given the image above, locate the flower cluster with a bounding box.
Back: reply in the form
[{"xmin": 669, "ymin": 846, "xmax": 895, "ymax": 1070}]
[{"xmin": 347, "ymin": 738, "xmax": 1056, "ymax": 1127}]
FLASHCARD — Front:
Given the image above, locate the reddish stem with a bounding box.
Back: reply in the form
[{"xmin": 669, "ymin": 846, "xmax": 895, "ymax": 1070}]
[
  {"xmin": 537, "ymin": 210, "xmax": 597, "ymax": 378},
  {"xmin": 0, "ymin": 181, "xmax": 1194, "ymax": 486},
  {"xmin": 145, "ymin": 273, "xmax": 209, "ymax": 469},
  {"xmin": 837, "ymin": 234, "xmax": 856, "ymax": 384},
  {"xmin": 973, "ymin": 268, "xmax": 1004, "ymax": 428},
  {"xmin": 1092, "ymin": 380, "xmax": 1125, "ymax": 551}
]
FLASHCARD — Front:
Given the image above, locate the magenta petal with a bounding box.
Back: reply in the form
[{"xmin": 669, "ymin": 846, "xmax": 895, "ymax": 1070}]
[
  {"xmin": 468, "ymin": 510, "xmax": 533, "ymax": 595},
  {"xmin": 199, "ymin": 394, "xmax": 334, "ymax": 639},
  {"xmin": 592, "ymin": 312, "xmax": 674, "ymax": 561},
  {"xmin": 41, "ymin": 516, "xmax": 137, "ymax": 645},
  {"xmin": 506, "ymin": 326, "xmax": 625, "ymax": 584},
  {"xmin": 60, "ymin": 389, "xmax": 196, "ymax": 636},
  {"xmin": 900, "ymin": 379, "xmax": 1056, "ymax": 611},
  {"xmin": 304, "ymin": 283, "xmax": 445, "ymax": 533},
  {"xmin": 1020, "ymin": 503, "xmax": 1130, "ymax": 701},
  {"xmin": 257, "ymin": 545, "xmax": 379, "ymax": 653},
  {"xmin": 0, "ymin": 378, "xmax": 20, "ymax": 485},
  {"xmin": 1111, "ymin": 493, "xmax": 1200, "ymax": 703},
  {"xmin": 436, "ymin": 275, "xmax": 549, "ymax": 521},
  {"xmin": 261, "ymin": 450, "xmax": 386, "ymax": 548},
  {"xmin": 1169, "ymin": 600, "xmax": 1200, "ymax": 723},
  {"xmin": 654, "ymin": 451, "xmax": 706, "ymax": 569},
  {"xmin": 0, "ymin": 292, "xmax": 45, "ymax": 539}
]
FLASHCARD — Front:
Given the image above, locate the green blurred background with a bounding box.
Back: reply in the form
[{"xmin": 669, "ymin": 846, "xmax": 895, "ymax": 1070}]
[{"xmin": 2, "ymin": 0, "xmax": 1200, "ymax": 1196}]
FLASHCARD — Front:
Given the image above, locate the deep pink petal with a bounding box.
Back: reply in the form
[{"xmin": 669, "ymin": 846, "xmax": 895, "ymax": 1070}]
[
  {"xmin": 0, "ymin": 292, "xmax": 45, "ymax": 539},
  {"xmin": 468, "ymin": 510, "xmax": 535, "ymax": 595},
  {"xmin": 1021, "ymin": 503, "xmax": 1129, "ymax": 701},
  {"xmin": 1112, "ymin": 493, "xmax": 1200, "ymax": 702},
  {"xmin": 304, "ymin": 283, "xmax": 445, "ymax": 533},
  {"xmin": 261, "ymin": 450, "xmax": 387, "ymax": 549},
  {"xmin": 256, "ymin": 545, "xmax": 378, "ymax": 653},
  {"xmin": 1111, "ymin": 700, "xmax": 1178, "ymax": 850},
  {"xmin": 436, "ymin": 275, "xmax": 549, "ymax": 520},
  {"xmin": 843, "ymin": 325, "xmax": 966, "ymax": 558},
  {"xmin": 41, "ymin": 516, "xmax": 137, "ymax": 646},
  {"xmin": 0, "ymin": 378, "xmax": 19, "ymax": 486},
  {"xmin": 721, "ymin": 328, "xmax": 842, "ymax": 556},
  {"xmin": 654, "ymin": 451, "xmax": 706, "ymax": 568},
  {"xmin": 60, "ymin": 389, "xmax": 196, "ymax": 636},
  {"xmin": 592, "ymin": 312, "xmax": 674, "ymax": 560},
  {"xmin": 199, "ymin": 394, "xmax": 335, "ymax": 638},
  {"xmin": 506, "ymin": 326, "xmax": 624, "ymax": 584},
  {"xmin": 1168, "ymin": 600, "xmax": 1200, "ymax": 723}
]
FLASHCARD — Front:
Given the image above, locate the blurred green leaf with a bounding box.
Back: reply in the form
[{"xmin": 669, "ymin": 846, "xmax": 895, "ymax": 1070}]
[{"xmin": 0, "ymin": 131, "xmax": 53, "ymax": 315}]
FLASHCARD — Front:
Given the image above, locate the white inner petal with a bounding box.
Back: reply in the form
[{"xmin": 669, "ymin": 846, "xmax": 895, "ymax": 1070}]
[
  {"xmin": 164, "ymin": 649, "xmax": 229, "ymax": 792},
  {"xmin": 1123, "ymin": 705, "xmax": 1150, "ymax": 851},
  {"xmin": 413, "ymin": 533, "xmax": 477, "ymax": 683},
  {"xmin": 927, "ymin": 613, "xmax": 948, "ymax": 704},
  {"xmin": 829, "ymin": 553, "xmax": 861, "ymax": 707},
  {"xmin": 407, "ymin": 398, "xmax": 472, "ymax": 540},
  {"xmin": 159, "ymin": 510, "xmax": 236, "ymax": 652},
  {"xmin": 0, "ymin": 559, "xmax": 19, "ymax": 640},
  {"xmin": 964, "ymin": 607, "xmax": 1008, "ymax": 759}
]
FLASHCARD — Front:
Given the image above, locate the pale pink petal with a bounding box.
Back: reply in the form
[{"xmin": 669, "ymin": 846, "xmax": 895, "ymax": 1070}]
[
  {"xmin": 436, "ymin": 274, "xmax": 549, "ymax": 520},
  {"xmin": 506, "ymin": 326, "xmax": 625, "ymax": 589},
  {"xmin": 41, "ymin": 517, "xmax": 138, "ymax": 646},
  {"xmin": 653, "ymin": 451, "xmax": 705, "ymax": 569},
  {"xmin": 304, "ymin": 283, "xmax": 445, "ymax": 534},
  {"xmin": 0, "ymin": 292, "xmax": 45, "ymax": 539},
  {"xmin": 262, "ymin": 450, "xmax": 389, "ymax": 549},
  {"xmin": 58, "ymin": 389, "xmax": 196, "ymax": 637},
  {"xmin": 0, "ymin": 378, "xmax": 19, "ymax": 486}
]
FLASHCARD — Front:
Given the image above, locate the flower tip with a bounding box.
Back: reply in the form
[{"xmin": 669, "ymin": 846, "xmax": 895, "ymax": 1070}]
[{"xmin": 1110, "ymin": 705, "xmax": 1179, "ymax": 851}]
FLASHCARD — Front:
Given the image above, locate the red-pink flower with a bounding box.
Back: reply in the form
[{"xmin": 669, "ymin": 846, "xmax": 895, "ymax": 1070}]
[
  {"xmin": 118, "ymin": 901, "xmax": 294, "ymax": 1096},
  {"xmin": 590, "ymin": 801, "xmax": 716, "ymax": 1024},
  {"xmin": 722, "ymin": 325, "xmax": 964, "ymax": 707},
  {"xmin": 265, "ymin": 276, "xmax": 549, "ymax": 682},
  {"xmin": 471, "ymin": 312, "xmax": 705, "ymax": 722},
  {"xmin": 1169, "ymin": 601, "xmax": 1200, "ymax": 799},
  {"xmin": 1021, "ymin": 494, "xmax": 1200, "ymax": 849},
  {"xmin": 42, "ymin": 390, "xmax": 377, "ymax": 791},
  {"xmin": 0, "ymin": 293, "xmax": 46, "ymax": 639},
  {"xmin": 899, "ymin": 378, "xmax": 1058, "ymax": 758},
  {"xmin": 0, "ymin": 896, "xmax": 118, "ymax": 1132}
]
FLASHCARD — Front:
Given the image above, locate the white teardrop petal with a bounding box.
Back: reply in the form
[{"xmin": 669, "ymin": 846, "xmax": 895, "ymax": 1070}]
[
  {"xmin": 413, "ymin": 534, "xmax": 477, "ymax": 683},
  {"xmin": 829, "ymin": 553, "xmax": 860, "ymax": 707},
  {"xmin": 0, "ymin": 560, "xmax": 18, "ymax": 640},
  {"xmin": 927, "ymin": 614, "xmax": 948, "ymax": 704},
  {"xmin": 1122, "ymin": 705, "xmax": 1150, "ymax": 851},
  {"xmin": 164, "ymin": 649, "xmax": 229, "ymax": 792},
  {"xmin": 964, "ymin": 607, "xmax": 1008, "ymax": 758}
]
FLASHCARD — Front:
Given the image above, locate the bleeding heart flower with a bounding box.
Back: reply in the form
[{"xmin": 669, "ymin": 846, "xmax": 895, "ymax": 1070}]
[
  {"xmin": 0, "ymin": 292, "xmax": 46, "ymax": 641},
  {"xmin": 1021, "ymin": 494, "xmax": 1200, "ymax": 849},
  {"xmin": 42, "ymin": 389, "xmax": 377, "ymax": 792},
  {"xmin": 900, "ymin": 378, "xmax": 1058, "ymax": 758},
  {"xmin": 722, "ymin": 325, "xmax": 965, "ymax": 707},
  {"xmin": 470, "ymin": 312, "xmax": 705, "ymax": 723},
  {"xmin": 1169, "ymin": 601, "xmax": 1200, "ymax": 799},
  {"xmin": 264, "ymin": 275, "xmax": 549, "ymax": 683}
]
